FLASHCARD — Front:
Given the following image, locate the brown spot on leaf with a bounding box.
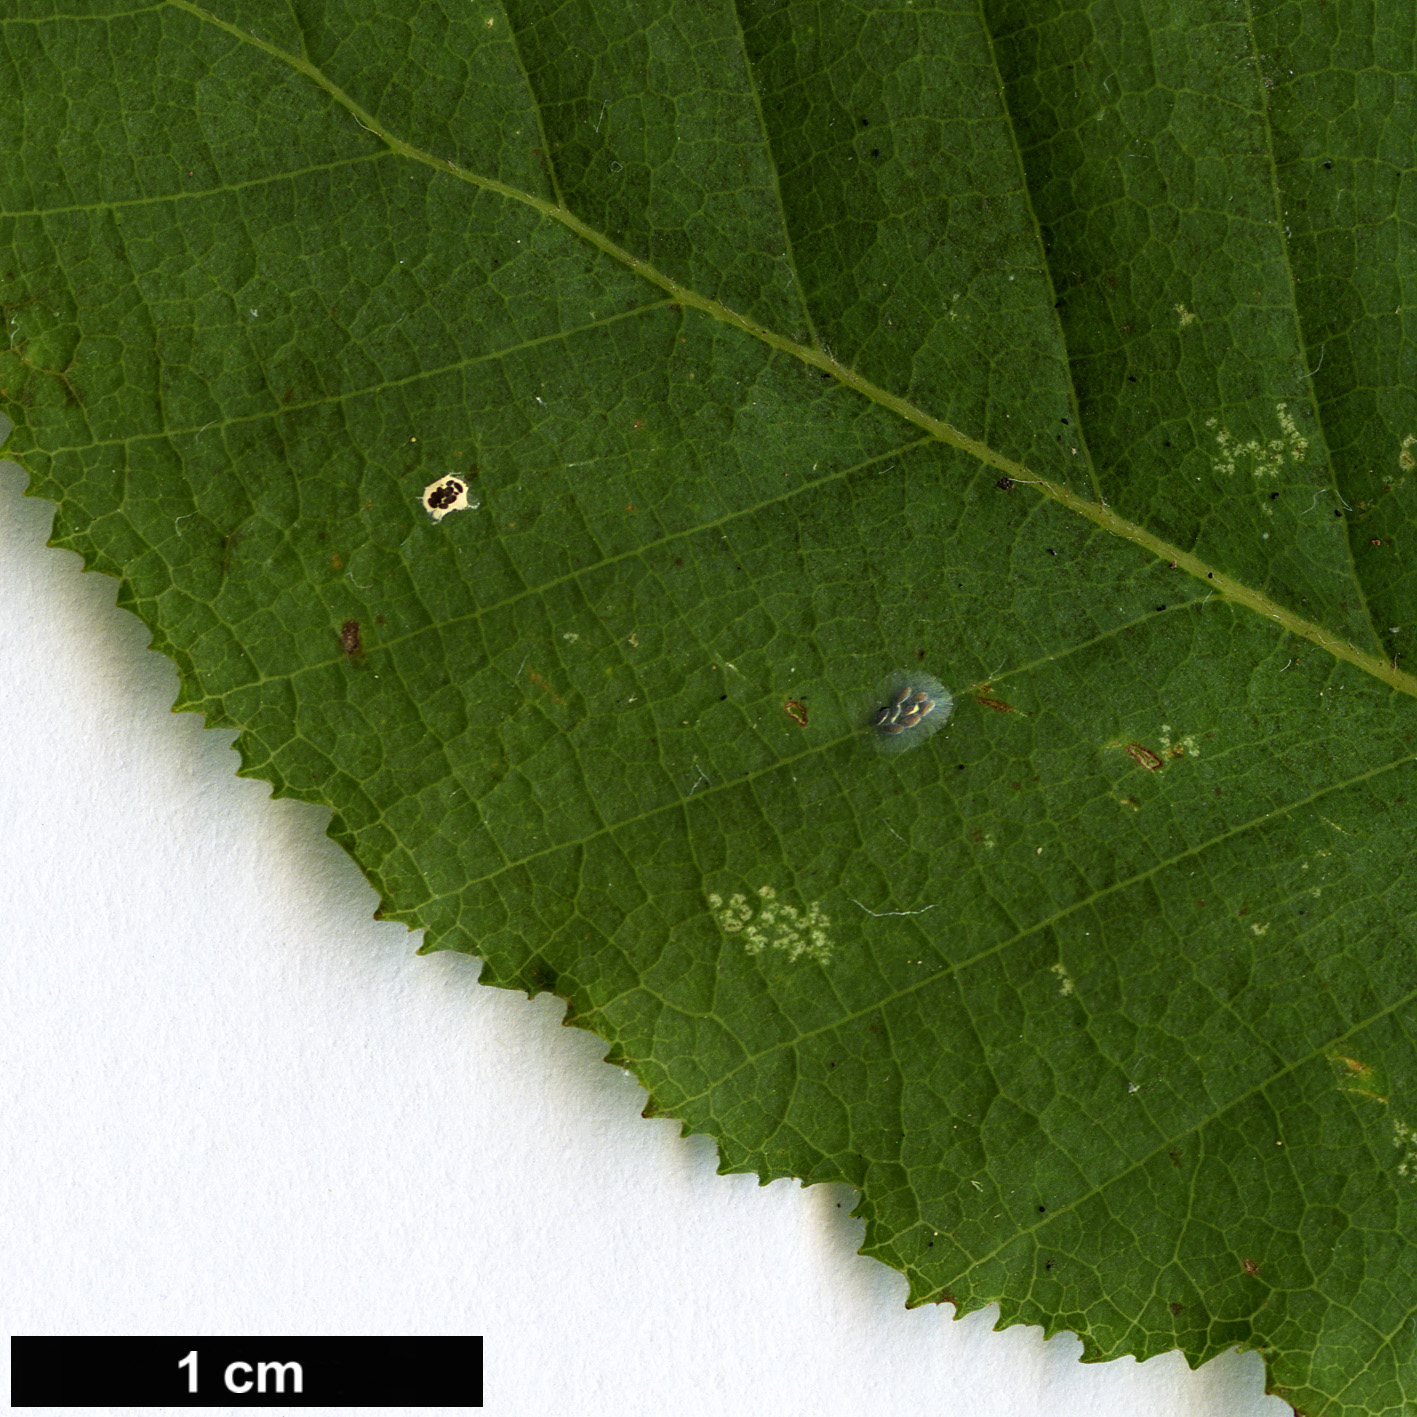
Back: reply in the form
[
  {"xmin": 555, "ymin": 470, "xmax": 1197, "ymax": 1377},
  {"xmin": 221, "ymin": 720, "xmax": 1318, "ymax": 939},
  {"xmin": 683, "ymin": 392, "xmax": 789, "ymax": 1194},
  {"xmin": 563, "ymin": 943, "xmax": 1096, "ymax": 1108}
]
[
  {"xmin": 340, "ymin": 620, "xmax": 362, "ymax": 658},
  {"xmin": 526, "ymin": 669, "xmax": 566, "ymax": 705},
  {"xmin": 1126, "ymin": 743, "xmax": 1163, "ymax": 771},
  {"xmin": 783, "ymin": 698, "xmax": 808, "ymax": 727},
  {"xmin": 1242, "ymin": 1258, "xmax": 1260, "ymax": 1277}
]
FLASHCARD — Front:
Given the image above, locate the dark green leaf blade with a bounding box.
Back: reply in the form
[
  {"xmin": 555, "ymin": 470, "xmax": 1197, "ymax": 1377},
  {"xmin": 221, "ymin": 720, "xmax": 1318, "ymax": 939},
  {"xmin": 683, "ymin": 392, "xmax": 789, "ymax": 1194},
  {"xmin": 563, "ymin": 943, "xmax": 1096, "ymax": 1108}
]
[{"xmin": 4, "ymin": 4, "xmax": 1416, "ymax": 1413}]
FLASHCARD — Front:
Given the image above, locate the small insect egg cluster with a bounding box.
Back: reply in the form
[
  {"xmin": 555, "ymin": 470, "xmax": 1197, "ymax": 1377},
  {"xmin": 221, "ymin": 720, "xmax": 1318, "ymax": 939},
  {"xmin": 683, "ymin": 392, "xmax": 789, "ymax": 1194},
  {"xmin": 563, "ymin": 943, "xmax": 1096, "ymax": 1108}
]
[
  {"xmin": 421, "ymin": 475, "xmax": 478, "ymax": 522},
  {"xmin": 866, "ymin": 671, "xmax": 952, "ymax": 755}
]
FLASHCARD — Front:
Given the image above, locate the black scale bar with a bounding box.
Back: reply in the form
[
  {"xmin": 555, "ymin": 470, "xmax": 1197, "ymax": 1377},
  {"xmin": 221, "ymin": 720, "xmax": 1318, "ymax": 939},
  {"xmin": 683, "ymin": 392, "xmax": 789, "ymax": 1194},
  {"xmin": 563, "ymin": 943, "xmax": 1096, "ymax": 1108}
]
[{"xmin": 10, "ymin": 1335, "xmax": 482, "ymax": 1407}]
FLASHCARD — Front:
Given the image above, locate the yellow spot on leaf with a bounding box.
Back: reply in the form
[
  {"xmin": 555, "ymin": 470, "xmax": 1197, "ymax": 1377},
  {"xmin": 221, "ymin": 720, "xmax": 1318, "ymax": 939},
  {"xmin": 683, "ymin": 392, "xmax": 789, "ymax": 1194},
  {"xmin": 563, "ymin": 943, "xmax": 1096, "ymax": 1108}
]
[
  {"xmin": 708, "ymin": 888, "xmax": 833, "ymax": 964},
  {"xmin": 1159, "ymin": 724, "xmax": 1201, "ymax": 758},
  {"xmin": 1203, "ymin": 404, "xmax": 1309, "ymax": 479}
]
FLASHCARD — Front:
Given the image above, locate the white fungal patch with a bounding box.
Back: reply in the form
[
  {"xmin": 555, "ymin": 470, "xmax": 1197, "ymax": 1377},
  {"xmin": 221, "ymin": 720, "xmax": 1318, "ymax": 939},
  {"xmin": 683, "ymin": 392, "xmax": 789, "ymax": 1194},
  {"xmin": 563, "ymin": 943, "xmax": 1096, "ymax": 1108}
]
[
  {"xmin": 864, "ymin": 670, "xmax": 954, "ymax": 756},
  {"xmin": 1049, "ymin": 961, "xmax": 1075, "ymax": 997},
  {"xmin": 1401, "ymin": 434, "xmax": 1416, "ymax": 472},
  {"xmin": 1174, "ymin": 303, "xmax": 1198, "ymax": 326},
  {"xmin": 1203, "ymin": 403, "xmax": 1309, "ymax": 479},
  {"xmin": 422, "ymin": 475, "xmax": 477, "ymax": 521},
  {"xmin": 1159, "ymin": 724, "xmax": 1201, "ymax": 758},
  {"xmin": 1249, "ymin": 922, "xmax": 1270, "ymax": 937},
  {"xmin": 1394, "ymin": 1118, "xmax": 1417, "ymax": 1179},
  {"xmin": 1276, "ymin": 402, "xmax": 1308, "ymax": 459},
  {"xmin": 708, "ymin": 886, "xmax": 833, "ymax": 964}
]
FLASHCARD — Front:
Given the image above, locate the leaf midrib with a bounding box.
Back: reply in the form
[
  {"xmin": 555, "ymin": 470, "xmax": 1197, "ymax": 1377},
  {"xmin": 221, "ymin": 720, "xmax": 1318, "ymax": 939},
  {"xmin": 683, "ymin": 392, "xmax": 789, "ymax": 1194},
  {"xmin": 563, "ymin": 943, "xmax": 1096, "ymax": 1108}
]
[{"xmin": 164, "ymin": 0, "xmax": 1417, "ymax": 705}]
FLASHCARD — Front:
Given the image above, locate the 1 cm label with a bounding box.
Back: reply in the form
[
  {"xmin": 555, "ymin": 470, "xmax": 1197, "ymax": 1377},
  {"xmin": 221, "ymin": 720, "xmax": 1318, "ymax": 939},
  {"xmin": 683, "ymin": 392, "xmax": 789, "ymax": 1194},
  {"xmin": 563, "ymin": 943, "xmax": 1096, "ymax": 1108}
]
[{"xmin": 178, "ymin": 1347, "xmax": 303, "ymax": 1395}]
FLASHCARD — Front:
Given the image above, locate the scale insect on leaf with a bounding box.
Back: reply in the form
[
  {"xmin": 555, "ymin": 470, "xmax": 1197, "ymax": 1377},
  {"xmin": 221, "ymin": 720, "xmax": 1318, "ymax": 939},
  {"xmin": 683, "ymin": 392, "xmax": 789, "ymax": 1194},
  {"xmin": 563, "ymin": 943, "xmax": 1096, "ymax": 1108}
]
[{"xmin": 864, "ymin": 670, "xmax": 953, "ymax": 755}]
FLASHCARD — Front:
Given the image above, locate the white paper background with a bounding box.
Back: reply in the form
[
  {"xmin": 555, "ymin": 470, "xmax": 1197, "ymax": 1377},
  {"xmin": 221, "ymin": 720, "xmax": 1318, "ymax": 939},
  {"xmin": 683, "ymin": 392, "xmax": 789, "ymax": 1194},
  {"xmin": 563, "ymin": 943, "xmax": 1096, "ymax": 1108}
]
[{"xmin": 1, "ymin": 457, "xmax": 1287, "ymax": 1417}]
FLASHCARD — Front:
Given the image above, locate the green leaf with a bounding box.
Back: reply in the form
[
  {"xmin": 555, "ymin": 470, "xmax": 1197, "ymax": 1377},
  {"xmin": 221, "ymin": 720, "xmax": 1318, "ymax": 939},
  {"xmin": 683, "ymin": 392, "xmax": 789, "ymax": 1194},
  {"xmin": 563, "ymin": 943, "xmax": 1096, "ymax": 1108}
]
[{"xmin": 4, "ymin": 2, "xmax": 1415, "ymax": 1410}]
